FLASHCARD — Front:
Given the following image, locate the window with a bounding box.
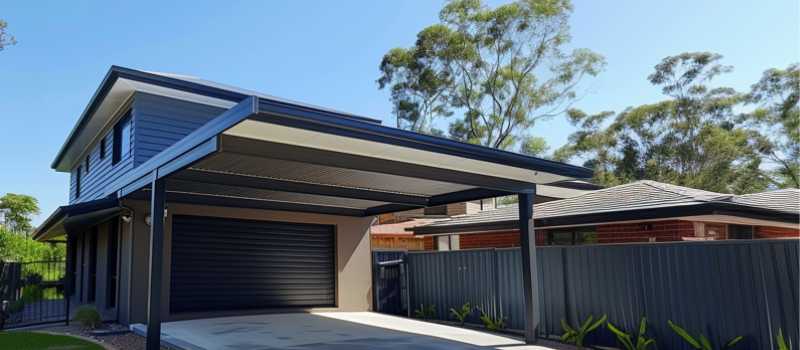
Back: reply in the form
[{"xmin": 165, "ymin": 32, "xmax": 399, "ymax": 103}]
[
  {"xmin": 106, "ymin": 219, "xmax": 119, "ymax": 308},
  {"xmin": 436, "ymin": 235, "xmax": 460, "ymax": 251},
  {"xmin": 99, "ymin": 137, "xmax": 106, "ymax": 159},
  {"xmin": 546, "ymin": 227, "xmax": 598, "ymax": 246},
  {"xmin": 85, "ymin": 155, "xmax": 90, "ymax": 174},
  {"xmin": 112, "ymin": 111, "xmax": 132, "ymax": 165},
  {"xmin": 75, "ymin": 167, "xmax": 81, "ymax": 198},
  {"xmin": 728, "ymin": 225, "xmax": 754, "ymax": 239}
]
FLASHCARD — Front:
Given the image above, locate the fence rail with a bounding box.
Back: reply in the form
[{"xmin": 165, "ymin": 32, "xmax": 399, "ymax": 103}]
[
  {"xmin": 0, "ymin": 260, "xmax": 67, "ymax": 328},
  {"xmin": 374, "ymin": 239, "xmax": 799, "ymax": 350}
]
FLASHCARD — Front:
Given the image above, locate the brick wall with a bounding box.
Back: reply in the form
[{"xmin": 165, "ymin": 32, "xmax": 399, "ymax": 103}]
[
  {"xmin": 426, "ymin": 221, "xmax": 798, "ymax": 250},
  {"xmin": 756, "ymin": 226, "xmax": 800, "ymax": 239},
  {"xmin": 595, "ymin": 220, "xmax": 695, "ymax": 244}
]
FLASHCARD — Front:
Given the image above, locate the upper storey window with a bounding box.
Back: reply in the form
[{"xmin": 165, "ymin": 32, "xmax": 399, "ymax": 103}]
[{"xmin": 112, "ymin": 110, "xmax": 132, "ymax": 165}]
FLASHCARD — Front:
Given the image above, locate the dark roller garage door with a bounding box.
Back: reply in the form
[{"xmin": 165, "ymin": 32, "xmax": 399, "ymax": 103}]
[{"xmin": 170, "ymin": 215, "xmax": 336, "ymax": 313}]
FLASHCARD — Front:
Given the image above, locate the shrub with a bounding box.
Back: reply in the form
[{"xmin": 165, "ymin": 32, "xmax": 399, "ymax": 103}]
[
  {"xmin": 561, "ymin": 314, "xmax": 607, "ymax": 349},
  {"xmin": 477, "ymin": 308, "xmax": 506, "ymax": 331},
  {"xmin": 20, "ymin": 285, "xmax": 43, "ymax": 304},
  {"xmin": 73, "ymin": 306, "xmax": 102, "ymax": 329},
  {"xmin": 777, "ymin": 329, "xmax": 791, "ymax": 350},
  {"xmin": 414, "ymin": 304, "xmax": 437, "ymax": 319},
  {"xmin": 607, "ymin": 317, "xmax": 656, "ymax": 350},
  {"xmin": 0, "ymin": 227, "xmax": 65, "ymax": 262},
  {"xmin": 667, "ymin": 320, "xmax": 743, "ymax": 350},
  {"xmin": 449, "ymin": 302, "xmax": 472, "ymax": 326}
]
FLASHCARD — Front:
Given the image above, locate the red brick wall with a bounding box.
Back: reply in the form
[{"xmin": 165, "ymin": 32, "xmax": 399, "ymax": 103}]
[
  {"xmin": 756, "ymin": 226, "xmax": 800, "ymax": 239},
  {"xmin": 595, "ymin": 220, "xmax": 695, "ymax": 244},
  {"xmin": 423, "ymin": 236, "xmax": 435, "ymax": 250},
  {"xmin": 457, "ymin": 230, "xmax": 545, "ymax": 250},
  {"xmin": 427, "ymin": 221, "xmax": 798, "ymax": 250}
]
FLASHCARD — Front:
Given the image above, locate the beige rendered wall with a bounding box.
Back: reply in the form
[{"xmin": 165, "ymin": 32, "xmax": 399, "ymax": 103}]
[{"xmin": 119, "ymin": 199, "xmax": 374, "ymax": 324}]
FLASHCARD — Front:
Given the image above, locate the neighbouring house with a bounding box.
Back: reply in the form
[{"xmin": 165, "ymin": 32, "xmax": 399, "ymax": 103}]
[
  {"xmin": 32, "ymin": 66, "xmax": 591, "ymax": 346},
  {"xmin": 411, "ymin": 180, "xmax": 800, "ymax": 249},
  {"xmin": 370, "ymin": 180, "xmax": 602, "ymax": 250}
]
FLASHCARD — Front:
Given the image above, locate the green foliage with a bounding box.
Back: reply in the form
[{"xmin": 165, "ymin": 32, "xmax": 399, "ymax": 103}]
[
  {"xmin": 449, "ymin": 302, "xmax": 473, "ymax": 326},
  {"xmin": 776, "ymin": 329, "xmax": 791, "ymax": 350},
  {"xmin": 520, "ymin": 136, "xmax": 550, "ymax": 157},
  {"xmin": 378, "ymin": 0, "xmax": 605, "ymax": 151},
  {"xmin": 667, "ymin": 320, "xmax": 744, "ymax": 350},
  {"xmin": 0, "ymin": 193, "xmax": 39, "ymax": 233},
  {"xmin": 744, "ymin": 64, "xmax": 800, "ymax": 189},
  {"xmin": 0, "ymin": 227, "xmax": 65, "ymax": 262},
  {"xmin": 21, "ymin": 285, "xmax": 44, "ymax": 304},
  {"xmin": 8, "ymin": 299, "xmax": 25, "ymax": 314},
  {"xmin": 0, "ymin": 331, "xmax": 104, "ymax": 350},
  {"xmin": 0, "ymin": 19, "xmax": 15, "ymax": 51},
  {"xmin": 414, "ymin": 304, "xmax": 437, "ymax": 319},
  {"xmin": 560, "ymin": 314, "xmax": 607, "ymax": 349},
  {"xmin": 478, "ymin": 309, "xmax": 506, "ymax": 331},
  {"xmin": 607, "ymin": 317, "xmax": 656, "ymax": 350},
  {"xmin": 554, "ymin": 53, "xmax": 799, "ymax": 193},
  {"xmin": 73, "ymin": 306, "xmax": 102, "ymax": 329}
]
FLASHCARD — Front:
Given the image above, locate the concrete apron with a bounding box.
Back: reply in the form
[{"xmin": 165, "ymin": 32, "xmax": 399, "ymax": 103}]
[{"xmin": 130, "ymin": 312, "xmax": 556, "ymax": 350}]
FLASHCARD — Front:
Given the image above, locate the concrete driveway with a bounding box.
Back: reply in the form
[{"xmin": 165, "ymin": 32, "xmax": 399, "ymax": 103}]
[{"xmin": 131, "ymin": 312, "xmax": 564, "ymax": 350}]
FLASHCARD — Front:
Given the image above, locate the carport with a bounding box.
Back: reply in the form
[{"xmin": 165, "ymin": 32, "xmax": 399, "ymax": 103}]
[{"xmin": 98, "ymin": 91, "xmax": 591, "ymax": 349}]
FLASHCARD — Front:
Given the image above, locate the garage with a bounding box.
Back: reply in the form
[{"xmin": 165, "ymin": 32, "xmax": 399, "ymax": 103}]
[{"xmin": 169, "ymin": 215, "xmax": 336, "ymax": 313}]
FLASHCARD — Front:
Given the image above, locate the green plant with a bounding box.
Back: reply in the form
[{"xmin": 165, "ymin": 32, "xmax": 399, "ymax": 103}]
[
  {"xmin": 561, "ymin": 314, "xmax": 607, "ymax": 349},
  {"xmin": 73, "ymin": 305, "xmax": 102, "ymax": 329},
  {"xmin": 777, "ymin": 328, "xmax": 792, "ymax": 350},
  {"xmin": 667, "ymin": 320, "xmax": 743, "ymax": 350},
  {"xmin": 414, "ymin": 304, "xmax": 436, "ymax": 319},
  {"xmin": 607, "ymin": 317, "xmax": 656, "ymax": 350},
  {"xmin": 478, "ymin": 309, "xmax": 506, "ymax": 331},
  {"xmin": 20, "ymin": 285, "xmax": 43, "ymax": 304},
  {"xmin": 7, "ymin": 299, "xmax": 24, "ymax": 314},
  {"xmin": 449, "ymin": 302, "xmax": 472, "ymax": 326}
]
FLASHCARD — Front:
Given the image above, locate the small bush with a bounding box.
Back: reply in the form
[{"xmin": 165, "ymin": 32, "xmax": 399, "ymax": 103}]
[
  {"xmin": 73, "ymin": 306, "xmax": 102, "ymax": 329},
  {"xmin": 478, "ymin": 308, "xmax": 506, "ymax": 331},
  {"xmin": 414, "ymin": 304, "xmax": 436, "ymax": 319},
  {"xmin": 450, "ymin": 302, "xmax": 472, "ymax": 326},
  {"xmin": 20, "ymin": 285, "xmax": 43, "ymax": 304},
  {"xmin": 7, "ymin": 300, "xmax": 25, "ymax": 314},
  {"xmin": 561, "ymin": 314, "xmax": 607, "ymax": 349}
]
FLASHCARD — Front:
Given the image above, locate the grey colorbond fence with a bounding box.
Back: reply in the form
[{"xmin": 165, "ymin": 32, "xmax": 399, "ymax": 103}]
[{"xmin": 374, "ymin": 239, "xmax": 798, "ymax": 349}]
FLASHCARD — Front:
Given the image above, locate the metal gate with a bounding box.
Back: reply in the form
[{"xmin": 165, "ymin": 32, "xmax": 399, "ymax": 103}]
[
  {"xmin": 372, "ymin": 251, "xmax": 409, "ymax": 316},
  {"xmin": 0, "ymin": 260, "xmax": 67, "ymax": 329}
]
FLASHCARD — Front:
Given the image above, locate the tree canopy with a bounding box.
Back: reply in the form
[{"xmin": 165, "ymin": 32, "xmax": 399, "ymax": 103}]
[
  {"xmin": 554, "ymin": 53, "xmax": 799, "ymax": 193},
  {"xmin": 0, "ymin": 19, "xmax": 15, "ymax": 51},
  {"xmin": 378, "ymin": 0, "xmax": 604, "ymax": 150},
  {"xmin": 0, "ymin": 193, "xmax": 40, "ymax": 233}
]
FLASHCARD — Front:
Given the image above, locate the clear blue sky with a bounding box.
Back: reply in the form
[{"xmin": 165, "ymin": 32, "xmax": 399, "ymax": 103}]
[{"xmin": 1, "ymin": 0, "xmax": 798, "ymax": 225}]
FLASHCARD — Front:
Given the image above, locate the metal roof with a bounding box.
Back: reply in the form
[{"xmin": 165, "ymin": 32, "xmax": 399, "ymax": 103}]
[{"xmin": 412, "ymin": 181, "xmax": 800, "ymax": 234}]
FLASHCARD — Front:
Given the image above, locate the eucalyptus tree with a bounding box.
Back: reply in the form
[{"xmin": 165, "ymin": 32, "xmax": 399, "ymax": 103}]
[{"xmin": 378, "ymin": 0, "xmax": 604, "ymax": 149}]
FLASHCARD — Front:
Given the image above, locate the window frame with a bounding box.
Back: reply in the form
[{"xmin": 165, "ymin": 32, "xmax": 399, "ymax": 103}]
[
  {"xmin": 112, "ymin": 110, "xmax": 132, "ymax": 165},
  {"xmin": 75, "ymin": 166, "xmax": 81, "ymax": 198}
]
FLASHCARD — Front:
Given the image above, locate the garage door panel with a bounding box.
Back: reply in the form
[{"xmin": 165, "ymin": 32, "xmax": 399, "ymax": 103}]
[{"xmin": 170, "ymin": 215, "xmax": 336, "ymax": 313}]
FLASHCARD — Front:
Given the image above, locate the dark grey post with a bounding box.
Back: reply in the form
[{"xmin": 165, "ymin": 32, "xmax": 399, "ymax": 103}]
[
  {"xmin": 518, "ymin": 190, "xmax": 539, "ymax": 343},
  {"xmin": 146, "ymin": 177, "xmax": 166, "ymax": 350},
  {"xmin": 64, "ymin": 232, "xmax": 72, "ymax": 325}
]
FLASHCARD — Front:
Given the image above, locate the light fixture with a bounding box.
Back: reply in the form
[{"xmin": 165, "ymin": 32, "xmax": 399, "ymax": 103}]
[{"xmin": 144, "ymin": 214, "xmax": 152, "ymax": 227}]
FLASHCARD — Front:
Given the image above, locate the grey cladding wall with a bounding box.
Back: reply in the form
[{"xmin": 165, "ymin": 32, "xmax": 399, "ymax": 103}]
[
  {"xmin": 69, "ymin": 92, "xmax": 225, "ymax": 204},
  {"xmin": 381, "ymin": 239, "xmax": 798, "ymax": 350}
]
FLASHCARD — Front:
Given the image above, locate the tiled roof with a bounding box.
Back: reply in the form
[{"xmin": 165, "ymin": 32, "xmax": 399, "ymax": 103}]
[{"xmin": 417, "ymin": 181, "xmax": 799, "ymax": 230}]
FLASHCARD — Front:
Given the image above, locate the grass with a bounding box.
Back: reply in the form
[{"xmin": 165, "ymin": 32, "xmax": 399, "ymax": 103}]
[{"xmin": 0, "ymin": 331, "xmax": 104, "ymax": 350}]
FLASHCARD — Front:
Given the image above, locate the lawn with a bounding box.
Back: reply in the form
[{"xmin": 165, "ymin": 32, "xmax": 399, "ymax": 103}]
[{"xmin": 0, "ymin": 331, "xmax": 104, "ymax": 350}]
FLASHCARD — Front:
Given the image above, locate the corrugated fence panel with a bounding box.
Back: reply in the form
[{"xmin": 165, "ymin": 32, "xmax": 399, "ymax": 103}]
[{"xmin": 397, "ymin": 239, "xmax": 798, "ymax": 349}]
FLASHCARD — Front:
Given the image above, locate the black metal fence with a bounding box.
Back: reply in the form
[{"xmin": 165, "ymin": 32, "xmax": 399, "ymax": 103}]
[
  {"xmin": 373, "ymin": 239, "xmax": 799, "ymax": 350},
  {"xmin": 0, "ymin": 260, "xmax": 67, "ymax": 328}
]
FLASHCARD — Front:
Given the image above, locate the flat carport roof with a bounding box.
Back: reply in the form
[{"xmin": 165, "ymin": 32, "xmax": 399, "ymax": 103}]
[
  {"xmin": 105, "ymin": 95, "xmax": 591, "ymax": 218},
  {"xmin": 41, "ymin": 66, "xmax": 592, "ymax": 350}
]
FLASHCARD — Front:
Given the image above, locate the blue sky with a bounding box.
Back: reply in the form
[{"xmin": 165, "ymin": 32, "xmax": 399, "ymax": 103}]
[{"xmin": 1, "ymin": 0, "xmax": 798, "ymax": 225}]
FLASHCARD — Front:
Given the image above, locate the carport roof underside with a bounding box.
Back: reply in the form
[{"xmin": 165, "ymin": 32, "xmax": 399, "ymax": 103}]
[{"xmin": 35, "ymin": 67, "xmax": 592, "ymax": 241}]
